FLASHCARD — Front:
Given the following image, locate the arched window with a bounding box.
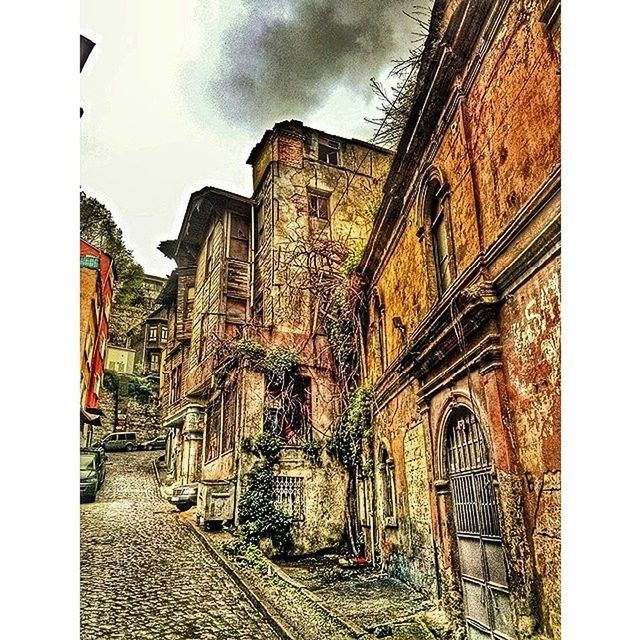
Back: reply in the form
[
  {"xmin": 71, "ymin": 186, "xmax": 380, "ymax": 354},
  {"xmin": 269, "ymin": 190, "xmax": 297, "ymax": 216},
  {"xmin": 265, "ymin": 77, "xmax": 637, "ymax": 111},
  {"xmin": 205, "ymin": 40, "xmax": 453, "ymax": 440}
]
[
  {"xmin": 421, "ymin": 176, "xmax": 456, "ymax": 295},
  {"xmin": 372, "ymin": 291, "xmax": 387, "ymax": 372},
  {"xmin": 379, "ymin": 444, "xmax": 396, "ymax": 521}
]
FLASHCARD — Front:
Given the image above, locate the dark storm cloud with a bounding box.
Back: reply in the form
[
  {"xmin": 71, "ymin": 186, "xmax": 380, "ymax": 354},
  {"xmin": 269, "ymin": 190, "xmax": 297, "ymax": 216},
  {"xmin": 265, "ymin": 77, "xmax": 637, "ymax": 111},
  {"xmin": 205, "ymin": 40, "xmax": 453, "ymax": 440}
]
[{"xmin": 212, "ymin": 0, "xmax": 410, "ymax": 129}]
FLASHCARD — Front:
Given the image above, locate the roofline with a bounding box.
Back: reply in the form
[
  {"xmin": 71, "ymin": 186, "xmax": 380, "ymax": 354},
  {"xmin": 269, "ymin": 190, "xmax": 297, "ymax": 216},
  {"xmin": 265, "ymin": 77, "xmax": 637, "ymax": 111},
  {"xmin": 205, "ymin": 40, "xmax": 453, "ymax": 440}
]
[
  {"xmin": 170, "ymin": 185, "xmax": 252, "ymax": 262},
  {"xmin": 246, "ymin": 119, "xmax": 394, "ymax": 165}
]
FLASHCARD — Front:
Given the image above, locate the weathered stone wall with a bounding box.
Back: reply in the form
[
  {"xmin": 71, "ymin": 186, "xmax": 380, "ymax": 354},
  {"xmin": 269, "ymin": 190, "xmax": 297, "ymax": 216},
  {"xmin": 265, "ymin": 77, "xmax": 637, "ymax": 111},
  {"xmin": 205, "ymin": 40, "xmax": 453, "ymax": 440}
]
[
  {"xmin": 499, "ymin": 256, "xmax": 561, "ymax": 639},
  {"xmin": 93, "ymin": 386, "xmax": 164, "ymax": 444},
  {"xmin": 361, "ymin": 1, "xmax": 561, "ymax": 637},
  {"xmin": 371, "ymin": 383, "xmax": 439, "ymax": 598}
]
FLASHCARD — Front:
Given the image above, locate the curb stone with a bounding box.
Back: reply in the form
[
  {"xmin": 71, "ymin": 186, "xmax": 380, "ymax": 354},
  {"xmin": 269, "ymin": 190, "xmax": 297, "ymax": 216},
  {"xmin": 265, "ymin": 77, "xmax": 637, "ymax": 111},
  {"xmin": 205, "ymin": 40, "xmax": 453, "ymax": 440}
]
[
  {"xmin": 151, "ymin": 457, "xmax": 295, "ymax": 640},
  {"xmin": 183, "ymin": 518, "xmax": 370, "ymax": 640},
  {"xmin": 182, "ymin": 520, "xmax": 298, "ymax": 640}
]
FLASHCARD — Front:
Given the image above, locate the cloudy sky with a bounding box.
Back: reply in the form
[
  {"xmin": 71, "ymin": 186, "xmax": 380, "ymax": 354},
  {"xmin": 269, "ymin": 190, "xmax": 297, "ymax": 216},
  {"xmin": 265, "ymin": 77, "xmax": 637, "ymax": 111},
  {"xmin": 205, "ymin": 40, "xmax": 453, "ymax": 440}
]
[{"xmin": 81, "ymin": 0, "xmax": 419, "ymax": 276}]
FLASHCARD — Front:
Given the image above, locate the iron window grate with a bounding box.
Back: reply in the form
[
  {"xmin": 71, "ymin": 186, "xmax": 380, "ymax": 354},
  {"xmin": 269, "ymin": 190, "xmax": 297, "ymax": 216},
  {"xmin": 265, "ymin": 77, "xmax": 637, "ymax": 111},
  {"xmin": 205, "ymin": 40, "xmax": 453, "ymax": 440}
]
[{"xmin": 274, "ymin": 476, "xmax": 305, "ymax": 521}]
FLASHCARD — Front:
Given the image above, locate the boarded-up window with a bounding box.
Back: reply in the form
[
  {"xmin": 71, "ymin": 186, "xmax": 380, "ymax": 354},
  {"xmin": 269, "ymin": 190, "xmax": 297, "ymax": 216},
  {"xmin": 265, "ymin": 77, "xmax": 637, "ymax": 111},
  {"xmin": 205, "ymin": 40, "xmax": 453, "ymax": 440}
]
[
  {"xmin": 229, "ymin": 213, "xmax": 250, "ymax": 261},
  {"xmin": 226, "ymin": 297, "xmax": 247, "ymax": 324}
]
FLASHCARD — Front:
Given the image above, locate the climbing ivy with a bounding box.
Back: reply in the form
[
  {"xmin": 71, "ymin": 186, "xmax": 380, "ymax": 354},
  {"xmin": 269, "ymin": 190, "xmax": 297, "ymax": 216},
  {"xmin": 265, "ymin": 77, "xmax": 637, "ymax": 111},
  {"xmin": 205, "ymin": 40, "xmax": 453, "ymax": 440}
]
[
  {"xmin": 237, "ymin": 461, "xmax": 292, "ymax": 554},
  {"xmin": 325, "ymin": 285, "xmax": 357, "ymax": 371},
  {"xmin": 235, "ymin": 338, "xmax": 267, "ymax": 362},
  {"xmin": 328, "ymin": 386, "xmax": 373, "ymax": 469},
  {"xmin": 262, "ymin": 346, "xmax": 301, "ymax": 382},
  {"xmin": 301, "ymin": 439, "xmax": 322, "ymax": 466}
]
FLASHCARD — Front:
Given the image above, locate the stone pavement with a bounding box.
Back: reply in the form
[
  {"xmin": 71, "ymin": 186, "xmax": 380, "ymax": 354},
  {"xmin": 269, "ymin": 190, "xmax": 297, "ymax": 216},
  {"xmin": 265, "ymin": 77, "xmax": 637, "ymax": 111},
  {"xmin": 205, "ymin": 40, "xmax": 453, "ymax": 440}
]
[
  {"xmin": 80, "ymin": 451, "xmax": 278, "ymax": 640},
  {"xmin": 275, "ymin": 555, "xmax": 439, "ymax": 634}
]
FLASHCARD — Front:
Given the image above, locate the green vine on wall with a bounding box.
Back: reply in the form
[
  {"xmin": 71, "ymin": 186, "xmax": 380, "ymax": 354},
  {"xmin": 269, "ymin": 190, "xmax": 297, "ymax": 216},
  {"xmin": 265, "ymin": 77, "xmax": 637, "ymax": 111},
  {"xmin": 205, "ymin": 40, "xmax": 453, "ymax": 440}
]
[
  {"xmin": 328, "ymin": 386, "xmax": 373, "ymax": 469},
  {"xmin": 237, "ymin": 439, "xmax": 292, "ymax": 554},
  {"xmin": 234, "ymin": 339, "xmax": 301, "ymax": 384}
]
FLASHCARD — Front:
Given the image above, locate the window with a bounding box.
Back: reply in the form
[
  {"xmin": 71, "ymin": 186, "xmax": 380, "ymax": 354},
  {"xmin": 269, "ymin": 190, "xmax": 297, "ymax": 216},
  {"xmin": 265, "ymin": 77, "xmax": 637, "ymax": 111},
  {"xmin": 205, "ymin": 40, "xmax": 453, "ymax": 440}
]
[
  {"xmin": 274, "ymin": 476, "xmax": 305, "ymax": 521},
  {"xmin": 308, "ymin": 192, "xmax": 330, "ymax": 220},
  {"xmin": 379, "ymin": 444, "xmax": 397, "ymax": 522},
  {"xmin": 149, "ymin": 325, "xmax": 158, "ymax": 341},
  {"xmin": 150, "ymin": 353, "xmax": 160, "ymax": 372},
  {"xmin": 205, "ymin": 398, "xmax": 221, "ymax": 462},
  {"xmin": 264, "ymin": 375, "xmax": 312, "ymax": 445},
  {"xmin": 255, "ymin": 201, "xmax": 264, "ymax": 249},
  {"xmin": 169, "ymin": 364, "xmax": 182, "ymax": 405},
  {"xmin": 204, "ymin": 388, "xmax": 236, "ymax": 461},
  {"xmin": 160, "ymin": 325, "xmax": 167, "ymax": 342},
  {"xmin": 229, "ymin": 213, "xmax": 250, "ymax": 261},
  {"xmin": 221, "ymin": 387, "xmax": 236, "ymax": 454},
  {"xmin": 184, "ymin": 286, "xmax": 195, "ymax": 322},
  {"xmin": 318, "ymin": 138, "xmax": 340, "ymax": 165},
  {"xmin": 424, "ymin": 181, "xmax": 456, "ymax": 295}
]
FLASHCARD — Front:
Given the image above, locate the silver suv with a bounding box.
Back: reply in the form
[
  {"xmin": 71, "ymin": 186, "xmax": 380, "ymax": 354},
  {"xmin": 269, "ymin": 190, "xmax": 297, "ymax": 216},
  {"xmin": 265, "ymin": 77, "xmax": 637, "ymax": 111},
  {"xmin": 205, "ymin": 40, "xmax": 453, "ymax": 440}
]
[{"xmin": 98, "ymin": 432, "xmax": 137, "ymax": 452}]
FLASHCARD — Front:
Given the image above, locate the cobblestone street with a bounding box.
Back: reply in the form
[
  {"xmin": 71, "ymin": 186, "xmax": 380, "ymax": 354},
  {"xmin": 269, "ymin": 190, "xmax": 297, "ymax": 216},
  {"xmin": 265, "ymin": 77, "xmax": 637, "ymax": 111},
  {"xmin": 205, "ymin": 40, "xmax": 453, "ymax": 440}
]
[{"xmin": 80, "ymin": 452, "xmax": 278, "ymax": 640}]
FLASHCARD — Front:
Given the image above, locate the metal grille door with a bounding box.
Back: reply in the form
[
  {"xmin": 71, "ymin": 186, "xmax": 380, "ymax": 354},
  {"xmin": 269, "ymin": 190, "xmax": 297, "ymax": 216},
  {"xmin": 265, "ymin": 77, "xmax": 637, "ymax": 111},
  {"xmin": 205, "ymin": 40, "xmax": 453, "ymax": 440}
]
[{"xmin": 446, "ymin": 409, "xmax": 515, "ymax": 640}]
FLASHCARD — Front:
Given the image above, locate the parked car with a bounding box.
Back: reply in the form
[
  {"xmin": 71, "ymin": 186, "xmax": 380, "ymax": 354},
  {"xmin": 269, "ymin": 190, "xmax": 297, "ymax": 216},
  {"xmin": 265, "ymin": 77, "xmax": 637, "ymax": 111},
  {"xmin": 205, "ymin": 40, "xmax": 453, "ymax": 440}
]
[
  {"xmin": 139, "ymin": 435, "xmax": 166, "ymax": 451},
  {"xmin": 80, "ymin": 452, "xmax": 100, "ymax": 502},
  {"xmin": 80, "ymin": 447, "xmax": 106, "ymax": 487},
  {"xmin": 169, "ymin": 484, "xmax": 198, "ymax": 511},
  {"xmin": 97, "ymin": 431, "xmax": 137, "ymax": 452}
]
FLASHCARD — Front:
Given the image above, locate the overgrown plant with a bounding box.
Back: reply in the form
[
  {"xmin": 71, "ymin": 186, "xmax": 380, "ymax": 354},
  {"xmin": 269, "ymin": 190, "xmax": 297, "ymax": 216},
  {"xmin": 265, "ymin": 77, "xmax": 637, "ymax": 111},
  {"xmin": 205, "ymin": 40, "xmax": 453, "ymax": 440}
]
[
  {"xmin": 237, "ymin": 461, "xmax": 292, "ymax": 555},
  {"xmin": 301, "ymin": 439, "xmax": 322, "ymax": 466},
  {"xmin": 103, "ymin": 370, "xmax": 158, "ymax": 405},
  {"xmin": 262, "ymin": 346, "xmax": 301, "ymax": 383},
  {"xmin": 328, "ymin": 386, "xmax": 373, "ymax": 469}
]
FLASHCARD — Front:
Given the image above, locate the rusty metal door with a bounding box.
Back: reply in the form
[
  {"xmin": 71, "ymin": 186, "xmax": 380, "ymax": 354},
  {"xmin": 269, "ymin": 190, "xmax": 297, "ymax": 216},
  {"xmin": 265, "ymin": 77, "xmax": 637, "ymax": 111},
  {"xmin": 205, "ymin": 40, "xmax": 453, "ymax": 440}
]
[{"xmin": 446, "ymin": 408, "xmax": 515, "ymax": 640}]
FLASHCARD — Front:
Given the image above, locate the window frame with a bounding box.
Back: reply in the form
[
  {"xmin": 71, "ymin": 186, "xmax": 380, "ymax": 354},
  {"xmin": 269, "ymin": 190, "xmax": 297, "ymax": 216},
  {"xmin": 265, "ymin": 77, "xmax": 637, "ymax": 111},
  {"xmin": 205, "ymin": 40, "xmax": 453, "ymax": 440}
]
[
  {"xmin": 421, "ymin": 177, "xmax": 456, "ymax": 297},
  {"xmin": 307, "ymin": 190, "xmax": 330, "ymax": 220},
  {"xmin": 317, "ymin": 138, "xmax": 340, "ymax": 165}
]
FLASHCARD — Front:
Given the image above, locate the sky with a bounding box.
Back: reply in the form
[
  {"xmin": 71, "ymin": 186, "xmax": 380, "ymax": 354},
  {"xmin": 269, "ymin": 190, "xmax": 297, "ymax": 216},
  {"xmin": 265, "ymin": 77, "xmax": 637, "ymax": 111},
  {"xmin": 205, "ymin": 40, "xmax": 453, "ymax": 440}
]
[{"xmin": 80, "ymin": 0, "xmax": 421, "ymax": 277}]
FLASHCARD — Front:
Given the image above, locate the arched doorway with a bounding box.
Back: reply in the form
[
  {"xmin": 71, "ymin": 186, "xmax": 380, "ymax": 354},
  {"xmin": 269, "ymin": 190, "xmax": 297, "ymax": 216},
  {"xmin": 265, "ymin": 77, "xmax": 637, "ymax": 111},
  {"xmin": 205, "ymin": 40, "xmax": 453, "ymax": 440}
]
[{"xmin": 445, "ymin": 406, "xmax": 515, "ymax": 640}]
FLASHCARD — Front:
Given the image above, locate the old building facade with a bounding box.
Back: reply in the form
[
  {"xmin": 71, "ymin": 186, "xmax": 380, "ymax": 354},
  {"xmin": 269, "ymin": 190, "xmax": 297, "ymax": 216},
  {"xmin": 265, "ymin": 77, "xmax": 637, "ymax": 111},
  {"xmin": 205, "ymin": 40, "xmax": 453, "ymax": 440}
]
[
  {"xmin": 359, "ymin": 1, "xmax": 560, "ymax": 640},
  {"xmin": 80, "ymin": 239, "xmax": 114, "ymax": 446},
  {"xmin": 127, "ymin": 306, "xmax": 168, "ymax": 375},
  {"xmin": 158, "ymin": 124, "xmax": 392, "ymax": 554}
]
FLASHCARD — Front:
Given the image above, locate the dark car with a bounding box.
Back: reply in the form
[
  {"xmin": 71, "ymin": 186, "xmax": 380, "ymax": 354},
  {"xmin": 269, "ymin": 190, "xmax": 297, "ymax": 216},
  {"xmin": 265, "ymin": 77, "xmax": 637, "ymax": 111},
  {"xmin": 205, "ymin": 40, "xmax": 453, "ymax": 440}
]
[
  {"xmin": 81, "ymin": 447, "xmax": 106, "ymax": 487},
  {"xmin": 139, "ymin": 435, "xmax": 166, "ymax": 451},
  {"xmin": 169, "ymin": 484, "xmax": 198, "ymax": 511},
  {"xmin": 80, "ymin": 452, "xmax": 100, "ymax": 502}
]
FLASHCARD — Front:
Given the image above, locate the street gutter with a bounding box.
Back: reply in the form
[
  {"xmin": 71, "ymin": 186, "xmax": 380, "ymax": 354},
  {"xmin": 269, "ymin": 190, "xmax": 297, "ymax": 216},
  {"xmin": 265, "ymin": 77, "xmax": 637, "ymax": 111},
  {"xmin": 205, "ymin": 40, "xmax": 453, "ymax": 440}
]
[
  {"xmin": 183, "ymin": 520, "xmax": 299, "ymax": 640},
  {"xmin": 152, "ymin": 456, "xmax": 297, "ymax": 640}
]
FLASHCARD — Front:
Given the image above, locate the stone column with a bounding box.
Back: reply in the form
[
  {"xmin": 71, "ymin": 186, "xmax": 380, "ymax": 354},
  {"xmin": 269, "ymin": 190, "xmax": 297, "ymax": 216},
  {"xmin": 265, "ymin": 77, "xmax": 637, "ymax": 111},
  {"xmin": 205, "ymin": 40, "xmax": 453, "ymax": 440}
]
[{"xmin": 182, "ymin": 405, "xmax": 205, "ymax": 484}]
